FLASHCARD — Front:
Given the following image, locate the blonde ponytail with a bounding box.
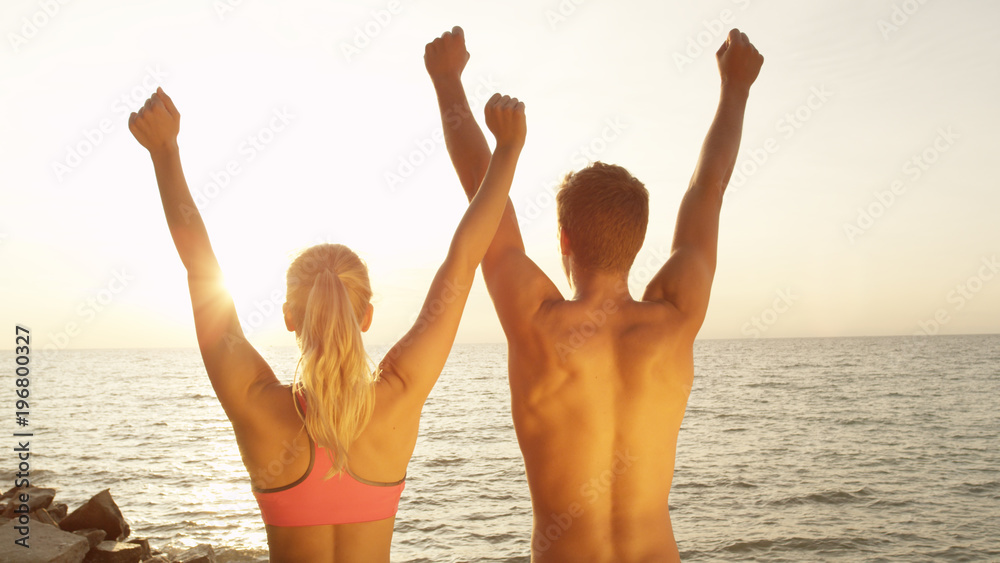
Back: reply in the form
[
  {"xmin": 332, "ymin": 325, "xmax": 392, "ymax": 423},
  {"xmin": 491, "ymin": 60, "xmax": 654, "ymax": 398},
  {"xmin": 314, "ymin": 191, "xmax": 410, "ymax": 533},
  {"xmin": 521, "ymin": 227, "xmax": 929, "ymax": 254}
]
[{"xmin": 285, "ymin": 244, "xmax": 377, "ymax": 477}]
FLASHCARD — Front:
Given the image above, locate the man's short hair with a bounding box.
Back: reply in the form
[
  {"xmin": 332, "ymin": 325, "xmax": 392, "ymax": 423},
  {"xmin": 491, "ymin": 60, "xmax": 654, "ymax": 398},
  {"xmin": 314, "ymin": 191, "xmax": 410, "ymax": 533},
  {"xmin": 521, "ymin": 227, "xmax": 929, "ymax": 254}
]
[{"xmin": 556, "ymin": 161, "xmax": 649, "ymax": 274}]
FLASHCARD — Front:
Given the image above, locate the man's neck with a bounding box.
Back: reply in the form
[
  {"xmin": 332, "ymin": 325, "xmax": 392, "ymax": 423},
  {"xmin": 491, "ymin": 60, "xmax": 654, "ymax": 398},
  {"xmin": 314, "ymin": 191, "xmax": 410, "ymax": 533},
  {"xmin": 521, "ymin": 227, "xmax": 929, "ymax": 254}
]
[{"xmin": 570, "ymin": 269, "xmax": 633, "ymax": 304}]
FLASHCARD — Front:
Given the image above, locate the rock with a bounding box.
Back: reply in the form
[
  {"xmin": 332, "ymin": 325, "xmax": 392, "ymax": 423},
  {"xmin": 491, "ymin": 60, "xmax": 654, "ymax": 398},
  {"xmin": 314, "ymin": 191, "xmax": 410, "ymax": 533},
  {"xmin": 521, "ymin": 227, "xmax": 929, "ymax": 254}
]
[
  {"xmin": 59, "ymin": 490, "xmax": 130, "ymax": 541},
  {"xmin": 50, "ymin": 503, "xmax": 70, "ymax": 522},
  {"xmin": 126, "ymin": 538, "xmax": 151, "ymax": 560},
  {"xmin": 0, "ymin": 485, "xmax": 37, "ymax": 501},
  {"xmin": 82, "ymin": 540, "xmax": 143, "ymax": 563},
  {"xmin": 0, "ymin": 517, "xmax": 90, "ymax": 563},
  {"xmin": 0, "ymin": 486, "xmax": 18, "ymax": 500},
  {"xmin": 31, "ymin": 507, "xmax": 60, "ymax": 526},
  {"xmin": 2, "ymin": 487, "xmax": 57, "ymax": 519},
  {"xmin": 73, "ymin": 528, "xmax": 107, "ymax": 549},
  {"xmin": 23, "ymin": 487, "xmax": 56, "ymax": 510},
  {"xmin": 26, "ymin": 488, "xmax": 57, "ymax": 511},
  {"xmin": 142, "ymin": 558, "xmax": 169, "ymax": 563},
  {"xmin": 171, "ymin": 544, "xmax": 216, "ymax": 563}
]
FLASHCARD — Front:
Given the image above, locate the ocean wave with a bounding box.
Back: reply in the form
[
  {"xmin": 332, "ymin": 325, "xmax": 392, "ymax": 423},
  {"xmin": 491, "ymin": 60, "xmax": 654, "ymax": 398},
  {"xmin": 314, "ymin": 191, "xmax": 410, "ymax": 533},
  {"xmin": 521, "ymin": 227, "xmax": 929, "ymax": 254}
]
[
  {"xmin": 674, "ymin": 478, "xmax": 758, "ymax": 490},
  {"xmin": 424, "ymin": 456, "xmax": 472, "ymax": 468},
  {"xmin": 838, "ymin": 416, "xmax": 887, "ymax": 426},
  {"xmin": 924, "ymin": 544, "xmax": 999, "ymax": 561},
  {"xmin": 763, "ymin": 486, "xmax": 875, "ymax": 506},
  {"xmin": 157, "ymin": 545, "xmax": 269, "ymax": 563},
  {"xmin": 742, "ymin": 381, "xmax": 786, "ymax": 388},
  {"xmin": 465, "ymin": 511, "xmax": 516, "ymax": 522},
  {"xmin": 865, "ymin": 498, "xmax": 912, "ymax": 508},
  {"xmin": 954, "ymin": 480, "xmax": 1000, "ymax": 494},
  {"xmin": 781, "ymin": 362, "xmax": 823, "ymax": 369},
  {"xmin": 718, "ymin": 535, "xmax": 886, "ymax": 554}
]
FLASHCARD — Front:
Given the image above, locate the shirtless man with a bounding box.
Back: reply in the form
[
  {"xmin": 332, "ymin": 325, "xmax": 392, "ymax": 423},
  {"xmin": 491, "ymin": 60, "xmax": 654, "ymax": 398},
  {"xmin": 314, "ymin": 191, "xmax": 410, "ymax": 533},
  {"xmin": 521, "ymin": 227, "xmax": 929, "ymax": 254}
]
[{"xmin": 426, "ymin": 26, "xmax": 763, "ymax": 561}]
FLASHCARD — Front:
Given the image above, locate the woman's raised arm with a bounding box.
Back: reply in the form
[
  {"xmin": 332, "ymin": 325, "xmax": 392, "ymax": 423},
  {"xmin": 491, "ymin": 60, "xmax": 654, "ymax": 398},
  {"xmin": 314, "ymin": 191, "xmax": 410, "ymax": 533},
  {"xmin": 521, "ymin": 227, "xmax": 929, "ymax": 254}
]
[
  {"xmin": 382, "ymin": 93, "xmax": 526, "ymax": 400},
  {"xmin": 129, "ymin": 88, "xmax": 278, "ymax": 428}
]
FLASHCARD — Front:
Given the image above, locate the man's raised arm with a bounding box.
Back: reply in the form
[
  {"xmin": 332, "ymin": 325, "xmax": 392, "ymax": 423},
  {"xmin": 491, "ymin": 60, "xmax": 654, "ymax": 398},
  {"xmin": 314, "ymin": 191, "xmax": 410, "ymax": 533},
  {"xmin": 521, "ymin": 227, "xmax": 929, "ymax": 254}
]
[
  {"xmin": 425, "ymin": 26, "xmax": 561, "ymax": 335},
  {"xmin": 644, "ymin": 28, "xmax": 763, "ymax": 332},
  {"xmin": 424, "ymin": 26, "xmax": 491, "ymax": 202}
]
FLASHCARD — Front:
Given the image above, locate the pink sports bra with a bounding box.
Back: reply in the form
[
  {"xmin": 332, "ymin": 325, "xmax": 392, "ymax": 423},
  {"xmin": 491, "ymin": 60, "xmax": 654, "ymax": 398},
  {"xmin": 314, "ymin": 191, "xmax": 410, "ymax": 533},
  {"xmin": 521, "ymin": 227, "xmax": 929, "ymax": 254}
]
[{"xmin": 252, "ymin": 400, "xmax": 405, "ymax": 526}]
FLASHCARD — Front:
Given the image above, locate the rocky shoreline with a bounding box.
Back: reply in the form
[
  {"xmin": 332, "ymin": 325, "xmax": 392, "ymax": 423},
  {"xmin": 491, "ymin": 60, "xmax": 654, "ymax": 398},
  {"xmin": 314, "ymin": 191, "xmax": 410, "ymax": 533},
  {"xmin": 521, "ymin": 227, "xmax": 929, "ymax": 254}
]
[{"xmin": 0, "ymin": 486, "xmax": 219, "ymax": 563}]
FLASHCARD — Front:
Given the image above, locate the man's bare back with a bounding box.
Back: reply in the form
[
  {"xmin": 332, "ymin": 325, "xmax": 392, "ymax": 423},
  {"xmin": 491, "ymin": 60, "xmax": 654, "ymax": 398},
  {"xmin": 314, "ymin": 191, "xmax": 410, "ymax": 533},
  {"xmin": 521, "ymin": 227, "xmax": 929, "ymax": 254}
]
[
  {"xmin": 426, "ymin": 25, "xmax": 762, "ymax": 562},
  {"xmin": 510, "ymin": 295, "xmax": 692, "ymax": 560}
]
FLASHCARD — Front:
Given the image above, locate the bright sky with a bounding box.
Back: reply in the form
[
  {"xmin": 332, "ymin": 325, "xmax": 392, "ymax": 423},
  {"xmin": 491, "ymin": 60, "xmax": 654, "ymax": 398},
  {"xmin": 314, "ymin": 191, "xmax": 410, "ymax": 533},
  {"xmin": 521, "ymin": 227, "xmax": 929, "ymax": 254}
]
[{"xmin": 1, "ymin": 0, "xmax": 998, "ymax": 352}]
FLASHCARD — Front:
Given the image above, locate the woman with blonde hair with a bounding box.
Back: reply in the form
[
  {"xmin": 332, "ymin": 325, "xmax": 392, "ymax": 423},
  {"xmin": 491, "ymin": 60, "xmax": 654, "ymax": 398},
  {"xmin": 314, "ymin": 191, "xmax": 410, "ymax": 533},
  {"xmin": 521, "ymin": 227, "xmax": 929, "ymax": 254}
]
[{"xmin": 128, "ymin": 38, "xmax": 525, "ymax": 561}]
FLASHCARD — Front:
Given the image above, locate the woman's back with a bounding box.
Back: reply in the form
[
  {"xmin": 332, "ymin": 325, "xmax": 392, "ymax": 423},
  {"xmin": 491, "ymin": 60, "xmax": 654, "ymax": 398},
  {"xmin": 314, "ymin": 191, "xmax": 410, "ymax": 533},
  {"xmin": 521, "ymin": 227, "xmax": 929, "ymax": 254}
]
[{"xmin": 238, "ymin": 374, "xmax": 415, "ymax": 562}]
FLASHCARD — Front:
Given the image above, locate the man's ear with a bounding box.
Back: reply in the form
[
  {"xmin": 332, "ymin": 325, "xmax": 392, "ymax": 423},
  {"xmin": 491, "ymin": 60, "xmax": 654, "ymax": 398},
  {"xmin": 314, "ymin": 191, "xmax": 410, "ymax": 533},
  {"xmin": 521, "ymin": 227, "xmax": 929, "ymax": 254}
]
[
  {"xmin": 559, "ymin": 228, "xmax": 571, "ymax": 256},
  {"xmin": 283, "ymin": 302, "xmax": 295, "ymax": 332},
  {"xmin": 361, "ymin": 303, "xmax": 374, "ymax": 332}
]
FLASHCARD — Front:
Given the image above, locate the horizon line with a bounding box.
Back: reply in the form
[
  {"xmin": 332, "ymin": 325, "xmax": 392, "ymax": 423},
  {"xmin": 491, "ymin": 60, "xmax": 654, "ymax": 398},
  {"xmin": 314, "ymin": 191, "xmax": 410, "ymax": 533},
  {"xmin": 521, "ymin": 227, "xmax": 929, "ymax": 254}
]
[{"xmin": 3, "ymin": 332, "xmax": 998, "ymax": 353}]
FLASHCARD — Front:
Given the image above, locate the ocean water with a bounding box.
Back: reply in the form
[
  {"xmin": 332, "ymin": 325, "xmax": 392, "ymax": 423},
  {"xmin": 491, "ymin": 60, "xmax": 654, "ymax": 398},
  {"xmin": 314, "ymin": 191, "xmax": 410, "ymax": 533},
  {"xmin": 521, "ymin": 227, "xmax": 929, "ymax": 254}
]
[{"xmin": 5, "ymin": 335, "xmax": 999, "ymax": 562}]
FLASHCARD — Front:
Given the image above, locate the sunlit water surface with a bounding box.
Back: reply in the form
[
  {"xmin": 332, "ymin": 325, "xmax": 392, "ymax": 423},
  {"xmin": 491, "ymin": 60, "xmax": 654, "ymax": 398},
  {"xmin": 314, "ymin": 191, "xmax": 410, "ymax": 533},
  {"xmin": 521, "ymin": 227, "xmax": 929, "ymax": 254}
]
[{"xmin": 7, "ymin": 335, "xmax": 998, "ymax": 562}]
